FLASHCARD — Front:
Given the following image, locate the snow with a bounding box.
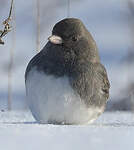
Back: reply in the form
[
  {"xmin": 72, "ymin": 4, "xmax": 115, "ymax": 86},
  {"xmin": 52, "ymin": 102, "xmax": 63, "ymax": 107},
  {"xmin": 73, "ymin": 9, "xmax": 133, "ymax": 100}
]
[{"xmin": 0, "ymin": 111, "xmax": 134, "ymax": 150}]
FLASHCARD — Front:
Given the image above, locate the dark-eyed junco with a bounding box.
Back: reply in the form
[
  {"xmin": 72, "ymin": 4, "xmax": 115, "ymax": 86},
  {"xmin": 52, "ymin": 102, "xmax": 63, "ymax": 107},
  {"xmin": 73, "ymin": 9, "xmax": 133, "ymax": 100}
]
[{"xmin": 25, "ymin": 18, "xmax": 110, "ymax": 125}]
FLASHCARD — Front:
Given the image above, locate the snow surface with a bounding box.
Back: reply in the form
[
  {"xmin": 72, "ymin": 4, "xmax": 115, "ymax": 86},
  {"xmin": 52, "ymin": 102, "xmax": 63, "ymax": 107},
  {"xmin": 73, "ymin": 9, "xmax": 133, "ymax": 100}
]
[{"xmin": 0, "ymin": 111, "xmax": 134, "ymax": 150}]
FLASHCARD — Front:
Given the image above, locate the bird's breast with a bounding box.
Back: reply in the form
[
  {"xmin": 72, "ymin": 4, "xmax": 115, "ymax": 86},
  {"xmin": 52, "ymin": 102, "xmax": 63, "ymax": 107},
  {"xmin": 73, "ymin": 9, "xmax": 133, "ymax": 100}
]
[{"xmin": 25, "ymin": 67, "xmax": 104, "ymax": 124}]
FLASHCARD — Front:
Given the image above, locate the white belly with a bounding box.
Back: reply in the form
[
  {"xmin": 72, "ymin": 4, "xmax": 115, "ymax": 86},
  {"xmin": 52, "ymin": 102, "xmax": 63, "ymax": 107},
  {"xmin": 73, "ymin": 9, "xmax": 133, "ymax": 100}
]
[{"xmin": 26, "ymin": 67, "xmax": 104, "ymax": 125}]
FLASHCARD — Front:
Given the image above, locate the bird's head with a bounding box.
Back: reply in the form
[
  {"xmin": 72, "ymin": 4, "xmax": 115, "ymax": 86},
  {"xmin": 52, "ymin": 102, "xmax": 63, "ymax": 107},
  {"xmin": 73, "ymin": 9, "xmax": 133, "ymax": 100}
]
[
  {"xmin": 48, "ymin": 18, "xmax": 100, "ymax": 63},
  {"xmin": 48, "ymin": 18, "xmax": 87, "ymax": 47}
]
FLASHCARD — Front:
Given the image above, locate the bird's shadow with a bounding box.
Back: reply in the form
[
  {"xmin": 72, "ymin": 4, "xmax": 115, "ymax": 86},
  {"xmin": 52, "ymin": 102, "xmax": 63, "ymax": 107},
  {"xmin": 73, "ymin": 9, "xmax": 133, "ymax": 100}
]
[
  {"xmin": 91, "ymin": 122, "xmax": 134, "ymax": 127},
  {"xmin": 1, "ymin": 121, "xmax": 134, "ymax": 127},
  {"xmin": 1, "ymin": 121, "xmax": 37, "ymax": 125}
]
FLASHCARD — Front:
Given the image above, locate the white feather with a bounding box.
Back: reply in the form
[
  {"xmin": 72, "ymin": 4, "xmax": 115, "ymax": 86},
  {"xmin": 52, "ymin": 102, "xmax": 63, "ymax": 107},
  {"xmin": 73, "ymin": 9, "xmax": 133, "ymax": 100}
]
[{"xmin": 26, "ymin": 67, "xmax": 104, "ymax": 124}]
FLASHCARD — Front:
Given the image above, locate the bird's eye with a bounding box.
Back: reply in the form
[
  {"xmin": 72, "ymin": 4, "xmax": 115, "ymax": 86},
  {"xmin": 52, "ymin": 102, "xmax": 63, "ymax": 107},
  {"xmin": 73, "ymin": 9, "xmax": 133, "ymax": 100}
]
[{"xmin": 71, "ymin": 36, "xmax": 77, "ymax": 42}]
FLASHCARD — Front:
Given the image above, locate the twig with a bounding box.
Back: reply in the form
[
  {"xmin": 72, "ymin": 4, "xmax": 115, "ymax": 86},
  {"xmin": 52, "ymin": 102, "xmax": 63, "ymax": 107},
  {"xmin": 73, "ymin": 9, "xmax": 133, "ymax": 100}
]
[
  {"xmin": 36, "ymin": 0, "xmax": 40, "ymax": 52},
  {"xmin": 0, "ymin": 0, "xmax": 13, "ymax": 45},
  {"xmin": 7, "ymin": 0, "xmax": 16, "ymax": 111},
  {"xmin": 67, "ymin": 0, "xmax": 70, "ymax": 18}
]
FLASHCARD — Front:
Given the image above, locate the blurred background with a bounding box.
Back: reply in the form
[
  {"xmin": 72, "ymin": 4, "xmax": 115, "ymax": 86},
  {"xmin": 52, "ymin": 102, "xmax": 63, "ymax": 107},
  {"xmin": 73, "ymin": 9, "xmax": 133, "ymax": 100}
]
[{"xmin": 0, "ymin": 0, "xmax": 134, "ymax": 111}]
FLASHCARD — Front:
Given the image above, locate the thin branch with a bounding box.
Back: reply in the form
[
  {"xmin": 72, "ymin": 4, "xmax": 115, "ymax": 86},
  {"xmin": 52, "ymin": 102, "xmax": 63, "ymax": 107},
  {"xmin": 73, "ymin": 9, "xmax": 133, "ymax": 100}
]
[
  {"xmin": 8, "ymin": 0, "xmax": 16, "ymax": 111},
  {"xmin": 36, "ymin": 0, "xmax": 40, "ymax": 53},
  {"xmin": 67, "ymin": 0, "xmax": 70, "ymax": 18},
  {"xmin": 9, "ymin": 0, "xmax": 14, "ymax": 19},
  {"xmin": 0, "ymin": 0, "xmax": 14, "ymax": 45}
]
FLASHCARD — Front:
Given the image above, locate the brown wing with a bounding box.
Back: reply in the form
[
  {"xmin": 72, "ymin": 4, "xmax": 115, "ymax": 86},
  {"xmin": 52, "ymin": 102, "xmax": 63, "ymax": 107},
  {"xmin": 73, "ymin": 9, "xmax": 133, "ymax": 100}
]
[
  {"xmin": 94, "ymin": 63, "xmax": 110, "ymax": 100},
  {"xmin": 70, "ymin": 62, "xmax": 110, "ymax": 107}
]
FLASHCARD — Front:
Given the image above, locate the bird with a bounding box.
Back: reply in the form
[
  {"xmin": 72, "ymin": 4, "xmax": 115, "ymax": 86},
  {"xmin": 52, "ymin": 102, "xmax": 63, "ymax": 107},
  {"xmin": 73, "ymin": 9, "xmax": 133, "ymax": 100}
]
[{"xmin": 25, "ymin": 18, "xmax": 110, "ymax": 125}]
